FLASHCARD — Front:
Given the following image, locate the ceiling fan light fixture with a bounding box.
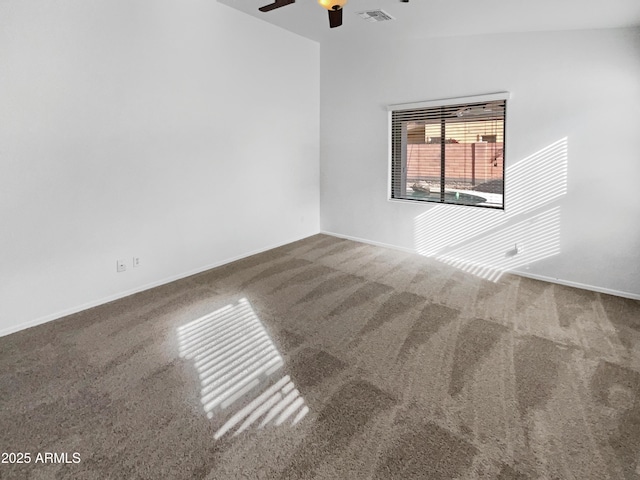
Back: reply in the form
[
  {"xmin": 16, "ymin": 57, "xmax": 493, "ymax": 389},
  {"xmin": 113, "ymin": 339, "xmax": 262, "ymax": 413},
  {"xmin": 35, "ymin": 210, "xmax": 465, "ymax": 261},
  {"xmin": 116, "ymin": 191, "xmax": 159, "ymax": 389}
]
[
  {"xmin": 259, "ymin": 0, "xmax": 407, "ymax": 29},
  {"xmin": 318, "ymin": 0, "xmax": 347, "ymax": 10}
]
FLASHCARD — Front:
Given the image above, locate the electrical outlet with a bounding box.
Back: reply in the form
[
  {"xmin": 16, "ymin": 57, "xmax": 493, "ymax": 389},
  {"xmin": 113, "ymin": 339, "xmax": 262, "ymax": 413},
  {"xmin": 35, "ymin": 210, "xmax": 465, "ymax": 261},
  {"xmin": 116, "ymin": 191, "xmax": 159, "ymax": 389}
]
[
  {"xmin": 117, "ymin": 260, "xmax": 127, "ymax": 272},
  {"xmin": 506, "ymin": 244, "xmax": 519, "ymax": 258},
  {"xmin": 133, "ymin": 256, "xmax": 141, "ymax": 268}
]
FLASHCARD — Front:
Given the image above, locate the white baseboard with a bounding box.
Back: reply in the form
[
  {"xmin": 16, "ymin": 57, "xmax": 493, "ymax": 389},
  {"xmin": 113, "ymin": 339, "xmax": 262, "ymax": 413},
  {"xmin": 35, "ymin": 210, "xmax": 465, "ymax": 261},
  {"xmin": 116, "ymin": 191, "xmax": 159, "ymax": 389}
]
[
  {"xmin": 0, "ymin": 233, "xmax": 319, "ymax": 338},
  {"xmin": 321, "ymin": 230, "xmax": 640, "ymax": 301},
  {"xmin": 5, "ymin": 230, "xmax": 637, "ymax": 339},
  {"xmin": 512, "ymin": 271, "xmax": 640, "ymax": 301},
  {"xmin": 321, "ymin": 230, "xmax": 417, "ymax": 255}
]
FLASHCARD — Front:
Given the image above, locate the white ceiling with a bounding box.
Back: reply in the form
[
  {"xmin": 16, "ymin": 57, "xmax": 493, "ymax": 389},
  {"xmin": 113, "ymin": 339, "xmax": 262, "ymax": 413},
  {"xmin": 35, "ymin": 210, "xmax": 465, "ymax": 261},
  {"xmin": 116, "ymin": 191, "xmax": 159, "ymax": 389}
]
[{"xmin": 218, "ymin": 0, "xmax": 640, "ymax": 44}]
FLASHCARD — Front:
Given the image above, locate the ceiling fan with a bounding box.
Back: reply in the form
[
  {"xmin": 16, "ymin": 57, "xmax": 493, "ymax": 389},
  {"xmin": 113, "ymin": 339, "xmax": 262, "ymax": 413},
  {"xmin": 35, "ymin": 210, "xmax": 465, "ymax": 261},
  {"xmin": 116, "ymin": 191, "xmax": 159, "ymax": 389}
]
[{"xmin": 259, "ymin": 0, "xmax": 410, "ymax": 29}]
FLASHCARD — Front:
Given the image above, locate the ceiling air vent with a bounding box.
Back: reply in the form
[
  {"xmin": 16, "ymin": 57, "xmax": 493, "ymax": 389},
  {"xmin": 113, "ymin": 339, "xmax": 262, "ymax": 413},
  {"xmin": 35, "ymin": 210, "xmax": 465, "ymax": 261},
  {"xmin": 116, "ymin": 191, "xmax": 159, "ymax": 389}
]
[{"xmin": 356, "ymin": 9, "xmax": 396, "ymax": 22}]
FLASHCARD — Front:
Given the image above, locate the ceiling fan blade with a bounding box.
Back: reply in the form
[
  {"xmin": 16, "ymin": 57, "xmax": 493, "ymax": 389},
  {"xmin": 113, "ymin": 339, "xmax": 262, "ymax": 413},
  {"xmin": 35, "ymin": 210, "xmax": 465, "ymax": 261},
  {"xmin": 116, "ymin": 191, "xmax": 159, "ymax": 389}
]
[
  {"xmin": 259, "ymin": 0, "xmax": 295, "ymax": 13},
  {"xmin": 328, "ymin": 7, "xmax": 343, "ymax": 28}
]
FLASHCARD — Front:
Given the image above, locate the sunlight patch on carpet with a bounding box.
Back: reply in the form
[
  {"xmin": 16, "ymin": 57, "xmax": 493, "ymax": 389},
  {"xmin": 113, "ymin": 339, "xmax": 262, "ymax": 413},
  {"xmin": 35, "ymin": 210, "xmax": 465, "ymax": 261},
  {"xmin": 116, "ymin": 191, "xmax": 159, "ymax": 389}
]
[{"xmin": 177, "ymin": 297, "xmax": 309, "ymax": 439}]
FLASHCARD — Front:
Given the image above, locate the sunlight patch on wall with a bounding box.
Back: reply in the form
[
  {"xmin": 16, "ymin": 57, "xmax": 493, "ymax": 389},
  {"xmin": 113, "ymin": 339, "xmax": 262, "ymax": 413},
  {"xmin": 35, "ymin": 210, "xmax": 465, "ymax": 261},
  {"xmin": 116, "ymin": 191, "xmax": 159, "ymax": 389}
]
[
  {"xmin": 507, "ymin": 138, "xmax": 568, "ymax": 216},
  {"xmin": 415, "ymin": 207, "xmax": 504, "ymax": 257},
  {"xmin": 437, "ymin": 207, "xmax": 561, "ymax": 282},
  {"xmin": 177, "ymin": 297, "xmax": 308, "ymax": 439},
  {"xmin": 414, "ymin": 138, "xmax": 568, "ymax": 281}
]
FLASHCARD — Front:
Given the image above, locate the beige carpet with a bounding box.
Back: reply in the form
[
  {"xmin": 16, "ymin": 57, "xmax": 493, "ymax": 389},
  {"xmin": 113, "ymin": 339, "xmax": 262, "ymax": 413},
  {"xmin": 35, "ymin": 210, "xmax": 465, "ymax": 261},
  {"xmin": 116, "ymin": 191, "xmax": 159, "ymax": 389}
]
[{"xmin": 1, "ymin": 234, "xmax": 640, "ymax": 479}]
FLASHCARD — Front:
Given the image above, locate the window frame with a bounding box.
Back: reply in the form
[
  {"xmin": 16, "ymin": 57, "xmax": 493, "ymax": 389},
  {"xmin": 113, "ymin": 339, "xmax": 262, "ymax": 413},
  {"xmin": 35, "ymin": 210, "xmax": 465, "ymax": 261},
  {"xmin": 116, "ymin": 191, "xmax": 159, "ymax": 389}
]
[{"xmin": 387, "ymin": 92, "xmax": 510, "ymax": 210}]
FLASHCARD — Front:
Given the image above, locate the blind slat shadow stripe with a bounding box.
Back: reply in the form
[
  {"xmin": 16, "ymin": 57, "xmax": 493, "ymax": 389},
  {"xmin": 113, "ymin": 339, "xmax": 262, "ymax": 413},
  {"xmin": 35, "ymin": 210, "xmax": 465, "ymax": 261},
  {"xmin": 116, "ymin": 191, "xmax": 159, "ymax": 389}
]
[{"xmin": 177, "ymin": 297, "xmax": 309, "ymax": 439}]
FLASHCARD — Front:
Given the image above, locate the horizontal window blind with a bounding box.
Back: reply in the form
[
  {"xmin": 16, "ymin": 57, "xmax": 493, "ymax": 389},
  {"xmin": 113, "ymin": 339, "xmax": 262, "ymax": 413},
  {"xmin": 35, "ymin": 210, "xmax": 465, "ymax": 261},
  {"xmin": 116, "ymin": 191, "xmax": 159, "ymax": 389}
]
[{"xmin": 390, "ymin": 95, "xmax": 507, "ymax": 209}]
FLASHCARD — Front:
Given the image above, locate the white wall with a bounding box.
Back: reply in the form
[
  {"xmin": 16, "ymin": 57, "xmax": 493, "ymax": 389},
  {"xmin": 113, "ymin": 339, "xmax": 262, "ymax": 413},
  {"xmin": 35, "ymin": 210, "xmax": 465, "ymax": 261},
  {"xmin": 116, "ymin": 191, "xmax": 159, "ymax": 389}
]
[
  {"xmin": 0, "ymin": 0, "xmax": 320, "ymax": 335},
  {"xmin": 320, "ymin": 27, "xmax": 640, "ymax": 298}
]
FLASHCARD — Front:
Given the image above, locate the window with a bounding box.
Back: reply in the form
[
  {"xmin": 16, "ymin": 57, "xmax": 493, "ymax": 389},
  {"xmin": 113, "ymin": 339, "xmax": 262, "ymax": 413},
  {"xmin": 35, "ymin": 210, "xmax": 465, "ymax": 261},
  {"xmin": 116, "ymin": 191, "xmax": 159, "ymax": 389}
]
[{"xmin": 389, "ymin": 93, "xmax": 508, "ymax": 209}]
